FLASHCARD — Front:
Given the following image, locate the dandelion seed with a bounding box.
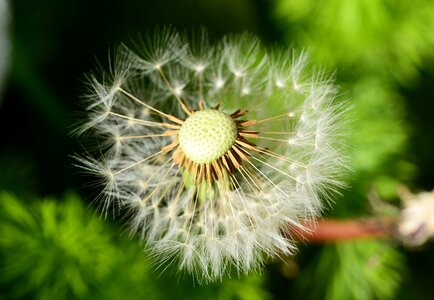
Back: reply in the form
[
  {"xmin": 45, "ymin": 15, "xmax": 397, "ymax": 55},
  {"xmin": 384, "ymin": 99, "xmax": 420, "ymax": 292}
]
[{"xmin": 76, "ymin": 28, "xmax": 347, "ymax": 282}]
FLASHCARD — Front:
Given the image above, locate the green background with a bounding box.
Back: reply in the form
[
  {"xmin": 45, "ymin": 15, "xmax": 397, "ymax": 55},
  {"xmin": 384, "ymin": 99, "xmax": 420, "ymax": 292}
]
[{"xmin": 1, "ymin": 0, "xmax": 434, "ymax": 299}]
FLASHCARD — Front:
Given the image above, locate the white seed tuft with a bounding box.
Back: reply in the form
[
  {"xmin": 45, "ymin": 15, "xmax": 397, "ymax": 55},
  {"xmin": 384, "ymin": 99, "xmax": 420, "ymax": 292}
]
[{"xmin": 76, "ymin": 27, "xmax": 347, "ymax": 283}]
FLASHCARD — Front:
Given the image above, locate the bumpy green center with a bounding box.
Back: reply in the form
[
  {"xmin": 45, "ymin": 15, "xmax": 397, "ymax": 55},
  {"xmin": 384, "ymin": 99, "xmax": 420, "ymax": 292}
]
[{"xmin": 179, "ymin": 109, "xmax": 238, "ymax": 164}]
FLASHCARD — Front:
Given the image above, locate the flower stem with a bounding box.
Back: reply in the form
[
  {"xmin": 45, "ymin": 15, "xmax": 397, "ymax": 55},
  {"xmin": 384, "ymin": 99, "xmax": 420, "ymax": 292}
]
[{"xmin": 292, "ymin": 218, "xmax": 395, "ymax": 243}]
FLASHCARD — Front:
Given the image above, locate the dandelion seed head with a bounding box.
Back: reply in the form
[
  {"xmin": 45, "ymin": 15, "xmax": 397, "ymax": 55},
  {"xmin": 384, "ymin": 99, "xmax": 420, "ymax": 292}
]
[
  {"xmin": 293, "ymin": 82, "xmax": 302, "ymax": 92},
  {"xmin": 234, "ymin": 70, "xmax": 243, "ymax": 78},
  {"xmin": 214, "ymin": 78, "xmax": 225, "ymax": 89},
  {"xmin": 194, "ymin": 64, "xmax": 206, "ymax": 73},
  {"xmin": 179, "ymin": 109, "xmax": 237, "ymax": 164},
  {"xmin": 241, "ymin": 87, "xmax": 250, "ymax": 95},
  {"xmin": 173, "ymin": 86, "xmax": 183, "ymax": 96},
  {"xmin": 276, "ymin": 79, "xmax": 285, "ymax": 88},
  {"xmin": 76, "ymin": 27, "xmax": 347, "ymax": 283}
]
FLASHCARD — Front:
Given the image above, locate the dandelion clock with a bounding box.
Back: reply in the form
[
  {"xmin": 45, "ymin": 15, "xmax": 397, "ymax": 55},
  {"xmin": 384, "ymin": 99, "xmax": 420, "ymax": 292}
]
[{"xmin": 76, "ymin": 27, "xmax": 347, "ymax": 282}]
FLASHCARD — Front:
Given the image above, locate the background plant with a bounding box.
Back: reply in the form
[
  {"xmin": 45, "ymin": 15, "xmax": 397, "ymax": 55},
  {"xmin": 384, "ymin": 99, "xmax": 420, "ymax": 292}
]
[{"xmin": 1, "ymin": 0, "xmax": 434, "ymax": 299}]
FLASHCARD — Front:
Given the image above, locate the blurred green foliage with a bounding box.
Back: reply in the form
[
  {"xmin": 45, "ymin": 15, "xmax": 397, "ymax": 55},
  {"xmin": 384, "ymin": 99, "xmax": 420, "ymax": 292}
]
[
  {"xmin": 273, "ymin": 0, "xmax": 434, "ymax": 299},
  {"xmin": 1, "ymin": 0, "xmax": 434, "ymax": 299},
  {"xmin": 296, "ymin": 241, "xmax": 404, "ymax": 300},
  {"xmin": 274, "ymin": 0, "xmax": 434, "ymax": 83},
  {"xmin": 274, "ymin": 0, "xmax": 434, "ymax": 204},
  {"xmin": 0, "ymin": 192, "xmax": 270, "ymax": 300}
]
